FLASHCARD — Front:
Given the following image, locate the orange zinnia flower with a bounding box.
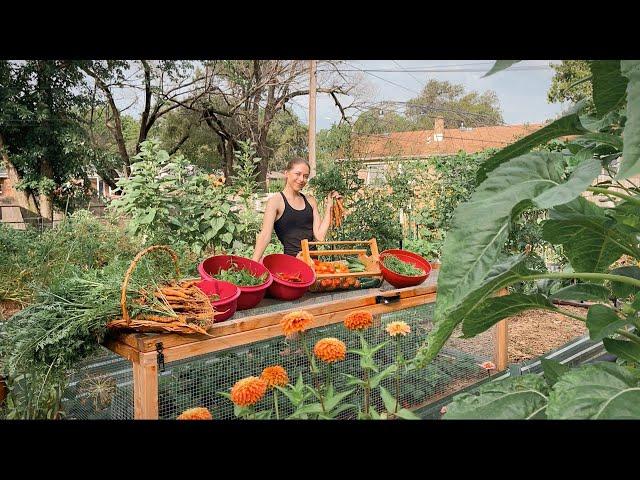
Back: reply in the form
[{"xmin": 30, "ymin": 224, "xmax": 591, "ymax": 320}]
[
  {"xmin": 479, "ymin": 361, "xmax": 496, "ymax": 371},
  {"xmin": 313, "ymin": 338, "xmax": 347, "ymax": 363},
  {"xmin": 177, "ymin": 407, "xmax": 213, "ymax": 420},
  {"xmin": 344, "ymin": 310, "xmax": 373, "ymax": 331},
  {"xmin": 261, "ymin": 365, "xmax": 289, "ymax": 388},
  {"xmin": 385, "ymin": 321, "xmax": 411, "ymax": 337},
  {"xmin": 230, "ymin": 376, "xmax": 268, "ymax": 407},
  {"xmin": 280, "ymin": 310, "xmax": 314, "ymax": 337}
]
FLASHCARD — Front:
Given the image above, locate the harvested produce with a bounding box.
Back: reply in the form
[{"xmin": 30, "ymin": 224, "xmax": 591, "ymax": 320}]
[
  {"xmin": 330, "ymin": 197, "xmax": 346, "ymax": 228},
  {"xmin": 213, "ymin": 262, "xmax": 268, "ymax": 286},
  {"xmin": 275, "ymin": 272, "xmax": 304, "ymax": 283},
  {"xmin": 382, "ymin": 254, "xmax": 425, "ymax": 277}
]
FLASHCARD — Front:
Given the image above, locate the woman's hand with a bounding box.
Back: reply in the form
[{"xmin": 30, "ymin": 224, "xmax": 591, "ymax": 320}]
[{"xmin": 324, "ymin": 191, "xmax": 342, "ymax": 212}]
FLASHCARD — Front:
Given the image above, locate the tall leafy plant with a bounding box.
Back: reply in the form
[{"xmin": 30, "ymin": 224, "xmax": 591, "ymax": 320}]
[
  {"xmin": 415, "ymin": 60, "xmax": 640, "ymax": 419},
  {"xmin": 110, "ymin": 140, "xmax": 240, "ymax": 255}
]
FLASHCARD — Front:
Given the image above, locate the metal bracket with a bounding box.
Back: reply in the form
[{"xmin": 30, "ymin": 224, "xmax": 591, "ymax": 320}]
[
  {"xmin": 156, "ymin": 342, "xmax": 165, "ymax": 372},
  {"xmin": 376, "ymin": 294, "xmax": 400, "ymax": 305}
]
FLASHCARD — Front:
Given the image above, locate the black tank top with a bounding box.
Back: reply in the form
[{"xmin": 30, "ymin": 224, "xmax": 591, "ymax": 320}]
[{"xmin": 273, "ymin": 192, "xmax": 314, "ymax": 256}]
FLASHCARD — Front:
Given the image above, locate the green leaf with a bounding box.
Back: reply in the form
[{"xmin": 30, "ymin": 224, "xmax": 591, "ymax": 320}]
[
  {"xmin": 589, "ymin": 60, "xmax": 627, "ymax": 117},
  {"xmin": 586, "ymin": 304, "xmax": 628, "ymax": 341},
  {"xmin": 543, "ymin": 197, "xmax": 639, "ymax": 272},
  {"xmin": 609, "ymin": 266, "xmax": 640, "ymax": 298},
  {"xmin": 443, "ymin": 375, "xmax": 549, "ymax": 420},
  {"xmin": 602, "ymin": 338, "xmax": 640, "ymax": 363},
  {"xmin": 580, "ymin": 132, "xmax": 623, "ymax": 151},
  {"xmin": 370, "ymin": 365, "xmax": 397, "ymax": 389},
  {"xmin": 341, "ymin": 373, "xmax": 366, "ymax": 387},
  {"xmin": 616, "ymin": 60, "xmax": 640, "ymax": 180},
  {"xmin": 423, "ymin": 155, "xmax": 600, "ymax": 364},
  {"xmin": 547, "ymin": 362, "xmax": 640, "ymax": 419},
  {"xmin": 220, "ymin": 232, "xmax": 233, "ymax": 245},
  {"xmin": 477, "ymin": 113, "xmax": 588, "ymax": 183},
  {"xmin": 395, "ymin": 408, "xmax": 421, "ymax": 420},
  {"xmin": 324, "ymin": 388, "xmax": 355, "ymax": 412},
  {"xmin": 462, "ymin": 293, "xmax": 556, "ymax": 337},
  {"xmin": 208, "ymin": 216, "xmax": 225, "ymax": 237},
  {"xmin": 137, "ymin": 207, "xmax": 157, "ymax": 225},
  {"xmin": 379, "ymin": 385, "xmax": 398, "ymax": 413},
  {"xmin": 482, "ymin": 60, "xmax": 521, "ymax": 78},
  {"xmin": 540, "ymin": 358, "xmax": 570, "ymax": 387},
  {"xmin": 550, "ymin": 283, "xmax": 611, "ymax": 302}
]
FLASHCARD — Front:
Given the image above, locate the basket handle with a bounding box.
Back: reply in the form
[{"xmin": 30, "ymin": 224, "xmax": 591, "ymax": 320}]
[{"xmin": 120, "ymin": 245, "xmax": 180, "ymax": 325}]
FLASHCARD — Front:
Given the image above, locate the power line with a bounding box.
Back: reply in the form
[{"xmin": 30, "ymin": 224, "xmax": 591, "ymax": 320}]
[
  {"xmin": 343, "ymin": 62, "xmax": 422, "ymax": 96},
  {"xmin": 319, "ymin": 66, "xmax": 551, "ymax": 73}
]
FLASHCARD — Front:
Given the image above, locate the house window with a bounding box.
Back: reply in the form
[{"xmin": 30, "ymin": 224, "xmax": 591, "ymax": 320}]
[{"xmin": 366, "ymin": 164, "xmax": 387, "ymax": 185}]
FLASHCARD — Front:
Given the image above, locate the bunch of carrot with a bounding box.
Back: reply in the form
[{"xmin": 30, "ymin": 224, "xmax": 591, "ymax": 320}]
[{"xmin": 331, "ymin": 198, "xmax": 346, "ymax": 228}]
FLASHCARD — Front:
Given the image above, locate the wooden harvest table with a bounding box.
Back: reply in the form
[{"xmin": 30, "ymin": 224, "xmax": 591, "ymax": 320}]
[{"xmin": 103, "ymin": 268, "xmax": 509, "ymax": 419}]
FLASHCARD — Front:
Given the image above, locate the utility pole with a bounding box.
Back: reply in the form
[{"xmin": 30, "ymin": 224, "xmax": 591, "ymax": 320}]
[{"xmin": 308, "ymin": 59, "xmax": 317, "ymax": 178}]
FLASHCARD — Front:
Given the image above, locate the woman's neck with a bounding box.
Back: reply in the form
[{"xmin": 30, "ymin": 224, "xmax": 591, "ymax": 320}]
[{"xmin": 283, "ymin": 184, "xmax": 301, "ymax": 198}]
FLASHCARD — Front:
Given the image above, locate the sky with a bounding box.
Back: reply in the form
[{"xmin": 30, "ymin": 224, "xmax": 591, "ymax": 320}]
[{"xmin": 289, "ymin": 60, "xmax": 570, "ymax": 131}]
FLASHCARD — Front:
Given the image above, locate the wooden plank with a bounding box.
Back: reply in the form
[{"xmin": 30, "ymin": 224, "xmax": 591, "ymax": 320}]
[
  {"xmin": 133, "ymin": 354, "xmax": 158, "ymax": 419},
  {"xmin": 308, "ymin": 240, "xmax": 373, "ymax": 245},
  {"xmin": 160, "ymin": 292, "xmax": 437, "ymax": 363},
  {"xmin": 309, "ymin": 249, "xmax": 368, "ymax": 256},
  {"xmin": 103, "ymin": 338, "xmax": 140, "ymax": 363},
  {"xmin": 132, "ymin": 283, "xmax": 437, "ymax": 352},
  {"xmin": 493, "ymin": 319, "xmax": 509, "ymax": 371}
]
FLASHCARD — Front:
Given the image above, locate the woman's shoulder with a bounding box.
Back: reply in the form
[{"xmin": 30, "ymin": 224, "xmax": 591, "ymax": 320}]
[
  {"xmin": 266, "ymin": 192, "xmax": 285, "ymax": 208},
  {"xmin": 303, "ymin": 192, "xmax": 318, "ymax": 205}
]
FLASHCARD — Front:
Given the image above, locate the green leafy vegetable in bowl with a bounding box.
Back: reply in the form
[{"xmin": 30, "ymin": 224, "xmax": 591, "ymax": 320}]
[
  {"xmin": 213, "ymin": 262, "xmax": 268, "ymax": 286},
  {"xmin": 382, "ymin": 255, "xmax": 425, "ymax": 277}
]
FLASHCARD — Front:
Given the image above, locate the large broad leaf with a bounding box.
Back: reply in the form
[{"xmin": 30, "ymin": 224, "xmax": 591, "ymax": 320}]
[
  {"xmin": 543, "ymin": 196, "xmax": 639, "ymax": 272},
  {"xmin": 477, "ymin": 112, "xmax": 589, "ymax": 183},
  {"xmin": 547, "ymin": 362, "xmax": 640, "ymax": 419},
  {"xmin": 616, "ymin": 60, "xmax": 640, "ymax": 180},
  {"xmin": 540, "ymin": 358, "xmax": 570, "ymax": 388},
  {"xmin": 579, "ymin": 132, "xmax": 623, "ymax": 151},
  {"xmin": 423, "ymin": 156, "xmax": 600, "ymax": 364},
  {"xmin": 443, "ymin": 375, "xmax": 549, "ymax": 420},
  {"xmin": 586, "ymin": 304, "xmax": 628, "ymax": 341},
  {"xmin": 482, "ymin": 60, "xmax": 521, "ymax": 78},
  {"xmin": 602, "ymin": 338, "xmax": 640, "ymax": 363},
  {"xmin": 609, "ymin": 266, "xmax": 640, "ymax": 298},
  {"xmin": 550, "ymin": 283, "xmax": 611, "ymax": 302},
  {"xmin": 589, "ymin": 60, "xmax": 627, "ymax": 118},
  {"xmin": 461, "ymin": 293, "xmax": 557, "ymax": 337}
]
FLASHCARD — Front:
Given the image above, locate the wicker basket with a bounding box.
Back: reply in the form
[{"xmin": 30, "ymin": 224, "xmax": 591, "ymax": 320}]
[
  {"xmin": 297, "ymin": 238, "xmax": 383, "ymax": 293},
  {"xmin": 106, "ymin": 245, "xmax": 216, "ymax": 336}
]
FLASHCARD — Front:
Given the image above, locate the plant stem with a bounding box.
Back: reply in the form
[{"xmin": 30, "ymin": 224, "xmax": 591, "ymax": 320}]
[
  {"xmin": 526, "ymin": 272, "xmax": 640, "ymax": 289},
  {"xmin": 363, "ymin": 368, "xmax": 370, "ymax": 417},
  {"xmin": 394, "ymin": 338, "xmax": 401, "ymax": 415},
  {"xmin": 300, "ymin": 333, "xmax": 326, "ymax": 414},
  {"xmin": 273, "ymin": 390, "xmax": 280, "ymax": 420},
  {"xmin": 587, "ymin": 187, "xmax": 640, "ymax": 206},
  {"xmin": 557, "ymin": 309, "xmax": 640, "ymax": 345}
]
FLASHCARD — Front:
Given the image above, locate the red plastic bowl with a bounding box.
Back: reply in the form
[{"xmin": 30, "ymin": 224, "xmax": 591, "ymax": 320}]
[
  {"xmin": 195, "ymin": 278, "xmax": 241, "ymax": 323},
  {"xmin": 262, "ymin": 254, "xmax": 316, "ymax": 300},
  {"xmin": 379, "ymin": 249, "xmax": 431, "ymax": 289},
  {"xmin": 198, "ymin": 255, "xmax": 273, "ymax": 310}
]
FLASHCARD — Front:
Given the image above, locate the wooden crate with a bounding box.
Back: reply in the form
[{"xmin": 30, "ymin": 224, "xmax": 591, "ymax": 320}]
[{"xmin": 297, "ymin": 238, "xmax": 384, "ymax": 292}]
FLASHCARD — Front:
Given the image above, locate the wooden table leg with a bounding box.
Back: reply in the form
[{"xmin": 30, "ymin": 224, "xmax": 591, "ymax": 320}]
[
  {"xmin": 493, "ymin": 319, "xmax": 509, "ymax": 371},
  {"xmin": 133, "ymin": 353, "xmax": 158, "ymax": 420}
]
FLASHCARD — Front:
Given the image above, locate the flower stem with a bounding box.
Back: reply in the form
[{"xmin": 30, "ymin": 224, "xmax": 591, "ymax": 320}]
[
  {"xmin": 587, "ymin": 186, "xmax": 640, "ymax": 206},
  {"xmin": 556, "ymin": 309, "xmax": 640, "ymax": 345},
  {"xmin": 300, "ymin": 333, "xmax": 326, "ymax": 415},
  {"xmin": 394, "ymin": 337, "xmax": 401, "ymax": 415},
  {"xmin": 274, "ymin": 390, "xmax": 280, "ymax": 420},
  {"xmin": 526, "ymin": 272, "xmax": 640, "ymax": 289}
]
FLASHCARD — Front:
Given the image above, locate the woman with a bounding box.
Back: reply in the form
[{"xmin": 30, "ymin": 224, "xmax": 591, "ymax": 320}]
[{"xmin": 252, "ymin": 157, "xmax": 341, "ymax": 261}]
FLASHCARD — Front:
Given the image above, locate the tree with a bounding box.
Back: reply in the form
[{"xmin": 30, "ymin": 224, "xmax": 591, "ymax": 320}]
[
  {"xmin": 353, "ymin": 105, "xmax": 414, "ymax": 134},
  {"xmin": 406, "ymin": 79, "xmax": 503, "ymax": 129},
  {"xmin": 547, "ymin": 60, "xmax": 592, "ymax": 107},
  {"xmin": 266, "ymin": 110, "xmax": 308, "ymax": 171},
  {"xmin": 0, "ymin": 60, "xmax": 95, "ymax": 219}
]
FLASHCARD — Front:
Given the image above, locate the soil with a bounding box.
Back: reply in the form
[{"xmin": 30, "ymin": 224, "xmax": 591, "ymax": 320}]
[
  {"xmin": 507, "ymin": 305, "xmax": 588, "ymax": 364},
  {"xmin": 0, "ymin": 300, "xmax": 22, "ymax": 321}
]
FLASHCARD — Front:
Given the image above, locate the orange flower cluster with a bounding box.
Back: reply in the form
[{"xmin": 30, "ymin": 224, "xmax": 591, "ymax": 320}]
[
  {"xmin": 479, "ymin": 361, "xmax": 496, "ymax": 371},
  {"xmin": 385, "ymin": 321, "xmax": 411, "ymax": 337},
  {"xmin": 280, "ymin": 310, "xmax": 314, "ymax": 337},
  {"xmin": 344, "ymin": 310, "xmax": 373, "ymax": 331},
  {"xmin": 313, "ymin": 338, "xmax": 347, "ymax": 363},
  {"xmin": 230, "ymin": 376, "xmax": 268, "ymax": 407},
  {"xmin": 176, "ymin": 407, "xmax": 213, "ymax": 420},
  {"xmin": 261, "ymin": 365, "xmax": 289, "ymax": 388}
]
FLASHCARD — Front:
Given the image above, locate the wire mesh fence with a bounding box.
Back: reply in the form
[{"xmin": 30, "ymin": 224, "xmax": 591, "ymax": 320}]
[{"xmin": 63, "ymin": 301, "xmax": 494, "ymax": 420}]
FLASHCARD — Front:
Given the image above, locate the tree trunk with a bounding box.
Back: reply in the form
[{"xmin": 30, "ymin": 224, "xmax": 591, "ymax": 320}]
[
  {"xmin": 0, "ymin": 134, "xmax": 38, "ymax": 212},
  {"xmin": 223, "ymin": 140, "xmax": 235, "ymax": 180},
  {"xmin": 38, "ymin": 158, "xmax": 54, "ymax": 221},
  {"xmin": 256, "ymin": 144, "xmax": 269, "ymax": 191}
]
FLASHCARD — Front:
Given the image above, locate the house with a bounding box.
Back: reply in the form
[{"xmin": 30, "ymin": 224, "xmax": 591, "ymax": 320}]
[{"xmin": 344, "ymin": 117, "xmax": 547, "ymax": 184}]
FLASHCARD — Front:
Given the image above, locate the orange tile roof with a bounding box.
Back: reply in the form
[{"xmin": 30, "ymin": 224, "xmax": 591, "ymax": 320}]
[{"xmin": 347, "ymin": 123, "xmax": 548, "ymax": 160}]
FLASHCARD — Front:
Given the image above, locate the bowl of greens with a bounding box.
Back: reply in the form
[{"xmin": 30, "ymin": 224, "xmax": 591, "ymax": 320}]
[
  {"xmin": 198, "ymin": 255, "xmax": 273, "ymax": 310},
  {"xmin": 378, "ymin": 249, "xmax": 431, "ymax": 289}
]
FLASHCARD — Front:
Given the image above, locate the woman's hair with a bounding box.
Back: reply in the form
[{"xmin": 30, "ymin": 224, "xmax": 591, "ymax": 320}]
[{"xmin": 285, "ymin": 157, "xmax": 310, "ymax": 172}]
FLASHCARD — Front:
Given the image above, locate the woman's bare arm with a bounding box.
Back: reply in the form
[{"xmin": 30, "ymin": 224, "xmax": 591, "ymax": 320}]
[{"xmin": 252, "ymin": 196, "xmax": 280, "ymax": 262}]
